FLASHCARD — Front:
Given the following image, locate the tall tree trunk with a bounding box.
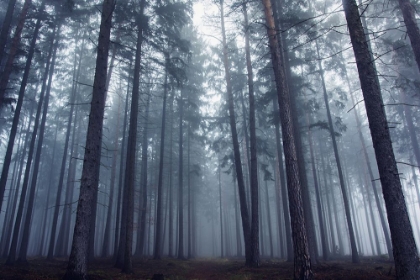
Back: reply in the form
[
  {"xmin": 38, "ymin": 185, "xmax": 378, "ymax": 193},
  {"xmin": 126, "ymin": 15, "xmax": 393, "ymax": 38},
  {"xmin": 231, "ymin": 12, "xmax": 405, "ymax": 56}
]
[
  {"xmin": 264, "ymin": 179, "xmax": 274, "ymax": 258},
  {"xmin": 135, "ymin": 88, "xmax": 151, "ymax": 256},
  {"xmin": 102, "ymin": 96, "xmax": 122, "ymax": 257},
  {"xmin": 64, "ymin": 0, "xmax": 114, "ymax": 278},
  {"xmin": 306, "ymin": 113, "xmax": 329, "ymax": 261},
  {"xmin": 0, "ymin": 0, "xmax": 31, "ymax": 108},
  {"xmin": 346, "ymin": 66, "xmax": 393, "ymax": 260},
  {"xmin": 122, "ymin": 2, "xmax": 145, "ymax": 270},
  {"xmin": 177, "ymin": 90, "xmax": 185, "ymax": 259},
  {"xmin": 218, "ymin": 161, "xmax": 224, "ymax": 258},
  {"xmin": 6, "ymin": 23, "xmax": 56, "ymax": 265},
  {"xmin": 113, "ymin": 71, "xmax": 130, "ymax": 259},
  {"xmin": 261, "ymin": 0, "xmax": 313, "ymax": 278},
  {"xmin": 242, "ymin": 2, "xmax": 259, "ymax": 266},
  {"xmin": 0, "ymin": 0, "xmax": 40, "ymax": 213},
  {"xmin": 168, "ymin": 92, "xmax": 174, "ymax": 257},
  {"xmin": 49, "ymin": 28, "xmax": 84, "ymax": 260},
  {"xmin": 0, "ymin": 104, "xmax": 34, "ymax": 257},
  {"xmin": 342, "ymin": 0, "xmax": 420, "ymax": 277},
  {"xmin": 219, "ymin": 0, "xmax": 251, "ymax": 265},
  {"xmin": 315, "ymin": 41, "xmax": 359, "ymax": 263},
  {"xmin": 154, "ymin": 61, "xmax": 169, "ymax": 260}
]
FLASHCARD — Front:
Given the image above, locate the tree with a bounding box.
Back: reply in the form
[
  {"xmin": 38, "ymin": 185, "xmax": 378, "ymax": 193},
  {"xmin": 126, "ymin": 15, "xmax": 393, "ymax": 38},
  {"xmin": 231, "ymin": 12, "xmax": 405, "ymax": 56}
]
[
  {"xmin": 64, "ymin": 0, "xmax": 115, "ymax": 278},
  {"xmin": 342, "ymin": 0, "xmax": 420, "ymax": 277},
  {"xmin": 260, "ymin": 0, "xmax": 313, "ymax": 278}
]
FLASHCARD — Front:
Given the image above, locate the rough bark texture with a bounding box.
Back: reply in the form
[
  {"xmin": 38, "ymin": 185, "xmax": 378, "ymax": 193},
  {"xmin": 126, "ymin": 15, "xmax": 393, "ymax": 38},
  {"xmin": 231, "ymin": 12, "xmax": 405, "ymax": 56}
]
[
  {"xmin": 261, "ymin": 0, "xmax": 312, "ymax": 278},
  {"xmin": 0, "ymin": 0, "xmax": 31, "ymax": 108},
  {"xmin": 64, "ymin": 1, "xmax": 114, "ymax": 278},
  {"xmin": 342, "ymin": 0, "xmax": 420, "ymax": 278}
]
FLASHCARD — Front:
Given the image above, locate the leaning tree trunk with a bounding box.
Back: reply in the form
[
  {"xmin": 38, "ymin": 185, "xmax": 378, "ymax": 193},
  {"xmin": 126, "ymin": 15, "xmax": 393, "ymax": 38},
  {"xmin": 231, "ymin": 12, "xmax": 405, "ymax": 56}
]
[
  {"xmin": 219, "ymin": 0, "xmax": 252, "ymax": 265},
  {"xmin": 342, "ymin": 0, "xmax": 420, "ymax": 277},
  {"xmin": 0, "ymin": 0, "xmax": 31, "ymax": 108},
  {"xmin": 0, "ymin": 0, "xmax": 40, "ymax": 214},
  {"xmin": 395, "ymin": 0, "xmax": 420, "ymax": 74},
  {"xmin": 261, "ymin": 0, "xmax": 313, "ymax": 278},
  {"xmin": 64, "ymin": 0, "xmax": 114, "ymax": 278},
  {"xmin": 6, "ymin": 22, "xmax": 56, "ymax": 266}
]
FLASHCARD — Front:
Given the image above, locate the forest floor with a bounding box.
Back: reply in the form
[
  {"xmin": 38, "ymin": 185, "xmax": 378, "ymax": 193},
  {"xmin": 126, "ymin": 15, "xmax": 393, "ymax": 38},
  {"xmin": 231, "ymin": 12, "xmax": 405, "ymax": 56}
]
[{"xmin": 0, "ymin": 256, "xmax": 394, "ymax": 279}]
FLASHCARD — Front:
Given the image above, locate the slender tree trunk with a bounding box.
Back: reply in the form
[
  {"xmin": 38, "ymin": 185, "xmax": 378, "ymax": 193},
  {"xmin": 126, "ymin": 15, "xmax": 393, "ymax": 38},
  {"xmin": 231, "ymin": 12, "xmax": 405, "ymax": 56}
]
[
  {"xmin": 343, "ymin": 0, "xmax": 420, "ymax": 276},
  {"xmin": 177, "ymin": 91, "xmax": 185, "ymax": 259},
  {"xmin": 6, "ymin": 23, "xmax": 56, "ymax": 265},
  {"xmin": 261, "ymin": 0, "xmax": 312, "ymax": 278},
  {"xmin": 122, "ymin": 5, "xmax": 145, "ymax": 270},
  {"xmin": 102, "ymin": 96, "xmax": 121, "ymax": 257},
  {"xmin": 168, "ymin": 93, "xmax": 174, "ymax": 257},
  {"xmin": 64, "ymin": 1, "xmax": 115, "ymax": 278},
  {"xmin": 306, "ymin": 113, "xmax": 329, "ymax": 261},
  {"xmin": 113, "ymin": 72, "xmax": 130, "ymax": 259},
  {"xmin": 135, "ymin": 89, "xmax": 151, "ymax": 256},
  {"xmin": 154, "ymin": 61, "xmax": 169, "ymax": 260},
  {"xmin": 218, "ymin": 161, "xmax": 224, "ymax": 258},
  {"xmin": 219, "ymin": 0, "xmax": 251, "ymax": 265},
  {"xmin": 0, "ymin": 0, "xmax": 41, "ymax": 213},
  {"xmin": 264, "ymin": 179, "xmax": 274, "ymax": 258},
  {"xmin": 315, "ymin": 40, "xmax": 359, "ymax": 263},
  {"xmin": 242, "ymin": 2, "xmax": 259, "ymax": 266}
]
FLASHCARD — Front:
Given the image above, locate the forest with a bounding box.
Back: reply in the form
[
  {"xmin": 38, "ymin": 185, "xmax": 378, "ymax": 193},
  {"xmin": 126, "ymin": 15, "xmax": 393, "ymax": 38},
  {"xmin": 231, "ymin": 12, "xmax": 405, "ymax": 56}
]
[{"xmin": 0, "ymin": 0, "xmax": 419, "ymax": 279}]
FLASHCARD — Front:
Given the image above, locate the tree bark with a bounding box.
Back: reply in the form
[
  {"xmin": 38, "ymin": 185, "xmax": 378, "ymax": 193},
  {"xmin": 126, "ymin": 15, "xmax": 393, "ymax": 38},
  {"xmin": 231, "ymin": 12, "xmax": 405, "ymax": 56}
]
[
  {"xmin": 64, "ymin": 0, "xmax": 115, "ymax": 278},
  {"xmin": 0, "ymin": 0, "xmax": 31, "ymax": 108},
  {"xmin": 342, "ymin": 0, "xmax": 420, "ymax": 277},
  {"xmin": 261, "ymin": 0, "xmax": 313, "ymax": 278}
]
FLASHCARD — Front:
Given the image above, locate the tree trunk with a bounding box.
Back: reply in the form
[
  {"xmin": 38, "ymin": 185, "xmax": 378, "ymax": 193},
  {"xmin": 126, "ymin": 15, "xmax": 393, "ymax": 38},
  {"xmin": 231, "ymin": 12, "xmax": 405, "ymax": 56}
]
[
  {"xmin": 135, "ymin": 88, "xmax": 151, "ymax": 256},
  {"xmin": 154, "ymin": 60, "xmax": 169, "ymax": 260},
  {"xmin": 178, "ymin": 90, "xmax": 185, "ymax": 259},
  {"xmin": 218, "ymin": 161, "xmax": 224, "ymax": 258},
  {"xmin": 6, "ymin": 23, "xmax": 56, "ymax": 266},
  {"xmin": 122, "ymin": 4, "xmax": 145, "ymax": 270},
  {"xmin": 113, "ymin": 70, "xmax": 130, "ymax": 259},
  {"xmin": 64, "ymin": 0, "xmax": 114, "ymax": 278},
  {"xmin": 306, "ymin": 113, "xmax": 329, "ymax": 261},
  {"xmin": 342, "ymin": 0, "xmax": 420, "ymax": 276},
  {"xmin": 0, "ymin": 0, "xmax": 31, "ymax": 108},
  {"xmin": 261, "ymin": 0, "xmax": 313, "ymax": 278},
  {"xmin": 0, "ymin": 0, "xmax": 40, "ymax": 214},
  {"xmin": 219, "ymin": 0, "xmax": 251, "ymax": 265},
  {"xmin": 315, "ymin": 40, "xmax": 359, "ymax": 263}
]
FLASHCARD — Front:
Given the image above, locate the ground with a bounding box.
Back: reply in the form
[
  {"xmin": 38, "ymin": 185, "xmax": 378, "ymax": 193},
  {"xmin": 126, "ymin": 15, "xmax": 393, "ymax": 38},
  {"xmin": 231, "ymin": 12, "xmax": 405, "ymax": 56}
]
[{"xmin": 0, "ymin": 257, "xmax": 394, "ymax": 279}]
